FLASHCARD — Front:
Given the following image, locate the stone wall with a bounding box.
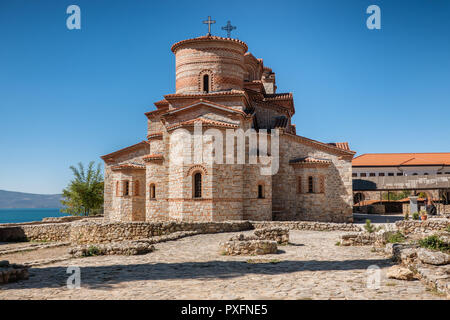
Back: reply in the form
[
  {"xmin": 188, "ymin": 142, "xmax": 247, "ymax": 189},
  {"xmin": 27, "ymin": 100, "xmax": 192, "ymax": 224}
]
[
  {"xmin": 219, "ymin": 240, "xmax": 277, "ymax": 256},
  {"xmin": 251, "ymin": 221, "xmax": 361, "ymax": 232},
  {"xmin": 395, "ymin": 219, "xmax": 450, "ymax": 235},
  {"xmin": 68, "ymin": 220, "xmax": 252, "ymax": 244},
  {"xmin": 272, "ymin": 135, "xmax": 354, "ymax": 223},
  {"xmin": 253, "ymin": 227, "xmax": 289, "ymax": 244},
  {"xmin": 0, "ymin": 223, "xmax": 71, "ymax": 242},
  {"xmin": 1, "ymin": 219, "xmax": 363, "ymax": 244}
]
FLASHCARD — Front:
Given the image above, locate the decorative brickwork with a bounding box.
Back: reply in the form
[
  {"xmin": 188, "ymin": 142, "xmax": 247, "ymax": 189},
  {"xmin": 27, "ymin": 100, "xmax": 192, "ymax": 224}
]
[{"xmin": 101, "ymin": 34, "xmax": 355, "ymax": 223}]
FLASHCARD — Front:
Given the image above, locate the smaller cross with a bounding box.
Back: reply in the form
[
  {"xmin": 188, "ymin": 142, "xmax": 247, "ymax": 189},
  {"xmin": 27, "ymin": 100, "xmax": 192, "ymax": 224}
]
[
  {"xmin": 222, "ymin": 21, "xmax": 236, "ymax": 38},
  {"xmin": 203, "ymin": 16, "xmax": 216, "ymax": 35}
]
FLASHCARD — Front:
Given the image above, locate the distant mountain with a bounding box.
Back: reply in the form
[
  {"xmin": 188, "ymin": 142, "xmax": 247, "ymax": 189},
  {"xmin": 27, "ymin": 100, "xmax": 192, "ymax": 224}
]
[{"xmin": 0, "ymin": 190, "xmax": 62, "ymax": 209}]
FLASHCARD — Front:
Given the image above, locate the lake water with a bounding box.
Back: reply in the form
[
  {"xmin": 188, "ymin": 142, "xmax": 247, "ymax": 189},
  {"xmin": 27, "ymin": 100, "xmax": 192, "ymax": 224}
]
[{"xmin": 0, "ymin": 208, "xmax": 68, "ymax": 224}]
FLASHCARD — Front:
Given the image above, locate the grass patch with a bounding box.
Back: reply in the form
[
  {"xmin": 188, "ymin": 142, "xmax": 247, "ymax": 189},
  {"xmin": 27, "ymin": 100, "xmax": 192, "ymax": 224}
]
[
  {"xmin": 386, "ymin": 232, "xmax": 406, "ymax": 244},
  {"xmin": 385, "ymin": 282, "xmax": 397, "ymax": 287},
  {"xmin": 83, "ymin": 245, "xmax": 101, "ymax": 257},
  {"xmin": 246, "ymin": 258, "xmax": 281, "ymax": 264},
  {"xmin": 364, "ymin": 219, "xmax": 376, "ymax": 233},
  {"xmin": 335, "ymin": 241, "xmax": 341, "ymax": 246},
  {"xmin": 419, "ymin": 235, "xmax": 449, "ymax": 253}
]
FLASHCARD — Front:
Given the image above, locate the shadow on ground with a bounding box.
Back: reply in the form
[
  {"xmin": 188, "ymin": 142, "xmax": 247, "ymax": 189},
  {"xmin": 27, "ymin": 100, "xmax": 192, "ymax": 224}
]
[{"xmin": 2, "ymin": 257, "xmax": 394, "ymax": 290}]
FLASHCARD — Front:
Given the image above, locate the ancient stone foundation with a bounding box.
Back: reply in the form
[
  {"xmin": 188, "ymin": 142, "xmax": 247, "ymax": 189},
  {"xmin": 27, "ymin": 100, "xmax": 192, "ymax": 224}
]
[
  {"xmin": 0, "ymin": 260, "xmax": 29, "ymax": 285},
  {"xmin": 395, "ymin": 219, "xmax": 450, "ymax": 235},
  {"xmin": 69, "ymin": 242, "xmax": 155, "ymax": 257},
  {"xmin": 251, "ymin": 221, "xmax": 361, "ymax": 232},
  {"xmin": 220, "ymin": 240, "xmax": 278, "ymax": 256},
  {"xmin": 0, "ymin": 220, "xmax": 252, "ymax": 244},
  {"xmin": 253, "ymin": 227, "xmax": 289, "ymax": 244}
]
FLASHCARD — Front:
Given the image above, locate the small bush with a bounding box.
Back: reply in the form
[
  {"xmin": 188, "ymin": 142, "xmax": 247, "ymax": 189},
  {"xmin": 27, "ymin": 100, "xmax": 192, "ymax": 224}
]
[
  {"xmin": 386, "ymin": 232, "xmax": 406, "ymax": 244},
  {"xmin": 364, "ymin": 219, "xmax": 375, "ymax": 233},
  {"xmin": 404, "ymin": 212, "xmax": 409, "ymax": 220},
  {"xmin": 412, "ymin": 212, "xmax": 419, "ymax": 220},
  {"xmin": 83, "ymin": 245, "xmax": 101, "ymax": 257},
  {"xmin": 446, "ymin": 225, "xmax": 450, "ymax": 233},
  {"xmin": 419, "ymin": 235, "xmax": 449, "ymax": 253}
]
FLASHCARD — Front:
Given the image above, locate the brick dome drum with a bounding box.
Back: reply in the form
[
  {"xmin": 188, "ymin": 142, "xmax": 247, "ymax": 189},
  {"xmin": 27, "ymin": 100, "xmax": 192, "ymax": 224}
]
[{"xmin": 171, "ymin": 35, "xmax": 248, "ymax": 94}]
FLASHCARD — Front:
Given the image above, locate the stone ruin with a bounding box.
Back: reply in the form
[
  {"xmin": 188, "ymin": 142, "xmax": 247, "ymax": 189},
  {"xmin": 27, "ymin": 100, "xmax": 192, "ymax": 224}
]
[
  {"xmin": 0, "ymin": 260, "xmax": 29, "ymax": 285},
  {"xmin": 219, "ymin": 227, "xmax": 289, "ymax": 256}
]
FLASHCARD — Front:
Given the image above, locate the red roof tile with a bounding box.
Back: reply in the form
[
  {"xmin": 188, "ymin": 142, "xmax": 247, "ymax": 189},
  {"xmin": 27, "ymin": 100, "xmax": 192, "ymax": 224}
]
[{"xmin": 353, "ymin": 153, "xmax": 450, "ymax": 167}]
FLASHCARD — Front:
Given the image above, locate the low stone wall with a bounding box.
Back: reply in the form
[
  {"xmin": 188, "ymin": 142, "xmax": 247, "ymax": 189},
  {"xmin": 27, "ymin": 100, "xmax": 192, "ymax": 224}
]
[
  {"xmin": 253, "ymin": 227, "xmax": 289, "ymax": 244},
  {"xmin": 1, "ymin": 219, "xmax": 362, "ymax": 245},
  {"xmin": 69, "ymin": 221, "xmax": 252, "ymax": 244},
  {"xmin": 340, "ymin": 230, "xmax": 400, "ymax": 247},
  {"xmin": 0, "ymin": 260, "xmax": 29, "ymax": 285},
  {"xmin": 340, "ymin": 232, "xmax": 380, "ymax": 246},
  {"xmin": 69, "ymin": 241, "xmax": 155, "ymax": 257},
  {"xmin": 219, "ymin": 240, "xmax": 277, "ymax": 256},
  {"xmin": 0, "ymin": 223, "xmax": 71, "ymax": 242},
  {"xmin": 251, "ymin": 221, "xmax": 361, "ymax": 232},
  {"xmin": 395, "ymin": 219, "xmax": 450, "ymax": 235}
]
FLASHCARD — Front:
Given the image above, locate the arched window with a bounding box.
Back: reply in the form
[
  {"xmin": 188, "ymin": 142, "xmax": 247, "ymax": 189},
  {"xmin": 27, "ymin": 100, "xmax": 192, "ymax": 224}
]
[
  {"xmin": 149, "ymin": 183, "xmax": 156, "ymax": 199},
  {"xmin": 194, "ymin": 172, "xmax": 202, "ymax": 198},
  {"xmin": 308, "ymin": 176, "xmax": 314, "ymax": 194},
  {"xmin": 258, "ymin": 184, "xmax": 264, "ymax": 199},
  {"xmin": 123, "ymin": 180, "xmax": 130, "ymax": 196},
  {"xmin": 203, "ymin": 74, "xmax": 209, "ymax": 93}
]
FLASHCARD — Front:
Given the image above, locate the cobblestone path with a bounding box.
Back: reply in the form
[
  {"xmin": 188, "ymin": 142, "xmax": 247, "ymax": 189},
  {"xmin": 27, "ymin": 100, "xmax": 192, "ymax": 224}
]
[{"xmin": 0, "ymin": 230, "xmax": 444, "ymax": 299}]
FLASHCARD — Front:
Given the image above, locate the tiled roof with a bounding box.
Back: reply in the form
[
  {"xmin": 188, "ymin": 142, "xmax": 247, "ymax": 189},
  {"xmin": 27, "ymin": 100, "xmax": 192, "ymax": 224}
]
[
  {"xmin": 264, "ymin": 93, "xmax": 293, "ymax": 101},
  {"xmin": 164, "ymin": 90, "xmax": 247, "ymax": 99},
  {"xmin": 171, "ymin": 35, "xmax": 248, "ymax": 53},
  {"xmin": 289, "ymin": 157, "xmax": 332, "ymax": 165},
  {"xmin": 328, "ymin": 142, "xmax": 350, "ymax": 151},
  {"xmin": 352, "ymin": 153, "xmax": 450, "ymax": 167},
  {"xmin": 100, "ymin": 141, "xmax": 148, "ymax": 161},
  {"xmin": 282, "ymin": 133, "xmax": 356, "ymax": 157},
  {"xmin": 143, "ymin": 154, "xmax": 164, "ymax": 161},
  {"xmin": 111, "ymin": 163, "xmax": 145, "ymax": 171},
  {"xmin": 166, "ymin": 118, "xmax": 239, "ymax": 131},
  {"xmin": 162, "ymin": 99, "xmax": 247, "ymax": 117},
  {"xmin": 147, "ymin": 132, "xmax": 163, "ymax": 139}
]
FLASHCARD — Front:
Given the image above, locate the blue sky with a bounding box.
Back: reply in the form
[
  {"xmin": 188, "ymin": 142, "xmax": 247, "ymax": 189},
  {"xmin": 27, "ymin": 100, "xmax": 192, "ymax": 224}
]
[{"xmin": 1, "ymin": 0, "xmax": 449, "ymax": 194}]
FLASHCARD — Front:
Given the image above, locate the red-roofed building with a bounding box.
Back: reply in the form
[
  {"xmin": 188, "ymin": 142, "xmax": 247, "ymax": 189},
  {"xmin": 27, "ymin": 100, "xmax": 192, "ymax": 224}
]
[{"xmin": 352, "ymin": 153, "xmax": 450, "ymax": 177}]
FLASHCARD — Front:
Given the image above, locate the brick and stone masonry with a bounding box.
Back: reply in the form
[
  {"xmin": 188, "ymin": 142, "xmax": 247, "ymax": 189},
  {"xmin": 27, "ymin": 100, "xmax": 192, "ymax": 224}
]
[{"xmin": 100, "ymin": 33, "xmax": 356, "ymax": 223}]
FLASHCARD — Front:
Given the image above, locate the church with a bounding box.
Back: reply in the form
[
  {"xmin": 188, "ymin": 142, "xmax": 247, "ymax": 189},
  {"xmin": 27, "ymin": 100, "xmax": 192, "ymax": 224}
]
[{"xmin": 101, "ymin": 22, "xmax": 355, "ymax": 223}]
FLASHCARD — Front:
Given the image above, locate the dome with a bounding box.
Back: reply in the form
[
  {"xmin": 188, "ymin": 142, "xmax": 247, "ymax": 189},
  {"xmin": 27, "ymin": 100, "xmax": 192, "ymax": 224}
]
[{"xmin": 171, "ymin": 35, "xmax": 248, "ymax": 94}]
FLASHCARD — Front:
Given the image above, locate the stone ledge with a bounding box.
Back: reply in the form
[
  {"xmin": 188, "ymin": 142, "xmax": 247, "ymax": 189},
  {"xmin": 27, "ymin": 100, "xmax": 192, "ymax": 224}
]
[
  {"xmin": 253, "ymin": 227, "xmax": 289, "ymax": 244},
  {"xmin": 395, "ymin": 219, "xmax": 450, "ymax": 235},
  {"xmin": 219, "ymin": 240, "xmax": 277, "ymax": 256},
  {"xmin": 69, "ymin": 242, "xmax": 155, "ymax": 257},
  {"xmin": 251, "ymin": 221, "xmax": 361, "ymax": 232}
]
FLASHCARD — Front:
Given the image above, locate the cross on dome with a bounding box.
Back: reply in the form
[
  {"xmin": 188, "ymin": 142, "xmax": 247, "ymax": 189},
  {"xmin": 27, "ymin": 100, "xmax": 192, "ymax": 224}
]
[
  {"xmin": 222, "ymin": 21, "xmax": 236, "ymax": 38},
  {"xmin": 202, "ymin": 16, "xmax": 216, "ymax": 35}
]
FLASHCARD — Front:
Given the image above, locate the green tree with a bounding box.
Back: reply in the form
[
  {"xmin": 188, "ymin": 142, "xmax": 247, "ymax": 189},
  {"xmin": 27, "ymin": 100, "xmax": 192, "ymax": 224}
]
[{"xmin": 61, "ymin": 161, "xmax": 104, "ymax": 216}]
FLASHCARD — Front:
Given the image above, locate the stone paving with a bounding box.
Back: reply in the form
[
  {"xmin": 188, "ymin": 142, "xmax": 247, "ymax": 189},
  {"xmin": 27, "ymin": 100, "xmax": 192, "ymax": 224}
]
[{"xmin": 0, "ymin": 230, "xmax": 445, "ymax": 300}]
